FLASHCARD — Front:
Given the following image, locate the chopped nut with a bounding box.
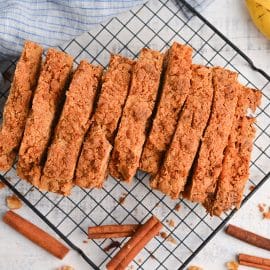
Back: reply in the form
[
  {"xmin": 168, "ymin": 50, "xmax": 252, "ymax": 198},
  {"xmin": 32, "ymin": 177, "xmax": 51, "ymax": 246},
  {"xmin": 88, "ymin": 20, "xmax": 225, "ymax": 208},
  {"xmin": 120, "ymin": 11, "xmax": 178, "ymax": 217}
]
[
  {"xmin": 57, "ymin": 266, "xmax": 74, "ymax": 270},
  {"xmin": 226, "ymin": 261, "xmax": 239, "ymax": 270},
  {"xmin": 83, "ymin": 240, "xmax": 88, "ymax": 244},
  {"xmin": 174, "ymin": 203, "xmax": 181, "ymax": 212},
  {"xmin": 6, "ymin": 195, "xmax": 22, "ymax": 210},
  {"xmin": 0, "ymin": 182, "xmax": 5, "ymax": 190},
  {"xmin": 188, "ymin": 266, "xmax": 203, "ymax": 270},
  {"xmin": 249, "ymin": 185, "xmax": 255, "ymax": 191},
  {"xmin": 138, "ymin": 258, "xmax": 142, "ymax": 264}
]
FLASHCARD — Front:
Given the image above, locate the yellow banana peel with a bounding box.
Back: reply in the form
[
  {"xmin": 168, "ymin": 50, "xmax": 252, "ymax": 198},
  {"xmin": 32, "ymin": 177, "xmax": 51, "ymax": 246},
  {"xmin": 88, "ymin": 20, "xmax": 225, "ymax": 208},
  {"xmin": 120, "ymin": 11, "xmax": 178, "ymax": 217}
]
[{"xmin": 246, "ymin": 0, "xmax": 270, "ymax": 39}]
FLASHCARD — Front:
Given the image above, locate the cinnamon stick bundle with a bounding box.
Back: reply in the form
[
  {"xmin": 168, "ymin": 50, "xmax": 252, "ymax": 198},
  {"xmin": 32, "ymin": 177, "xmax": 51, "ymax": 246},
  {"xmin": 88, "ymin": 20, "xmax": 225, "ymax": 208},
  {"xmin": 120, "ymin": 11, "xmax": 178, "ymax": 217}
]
[
  {"xmin": 88, "ymin": 224, "xmax": 140, "ymax": 239},
  {"xmin": 226, "ymin": 224, "xmax": 270, "ymax": 251},
  {"xmin": 106, "ymin": 216, "xmax": 163, "ymax": 270},
  {"xmin": 3, "ymin": 211, "xmax": 69, "ymax": 259},
  {"xmin": 239, "ymin": 253, "xmax": 270, "ymax": 270}
]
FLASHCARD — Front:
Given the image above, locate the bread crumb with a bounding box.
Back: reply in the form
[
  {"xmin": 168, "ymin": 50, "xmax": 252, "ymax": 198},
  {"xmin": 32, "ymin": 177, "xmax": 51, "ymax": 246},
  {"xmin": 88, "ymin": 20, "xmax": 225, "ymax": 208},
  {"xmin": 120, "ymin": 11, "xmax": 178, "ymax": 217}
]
[
  {"xmin": 249, "ymin": 185, "xmax": 255, "ymax": 191},
  {"xmin": 160, "ymin": 231, "xmax": 167, "ymax": 239},
  {"xmin": 258, "ymin": 204, "xmax": 270, "ymax": 219},
  {"xmin": 174, "ymin": 203, "xmax": 181, "ymax": 212},
  {"xmin": 167, "ymin": 235, "xmax": 177, "ymax": 244},
  {"xmin": 6, "ymin": 195, "xmax": 22, "ymax": 210},
  {"xmin": 57, "ymin": 266, "xmax": 74, "ymax": 270},
  {"xmin": 258, "ymin": 203, "xmax": 265, "ymax": 213},
  {"xmin": 226, "ymin": 261, "xmax": 239, "ymax": 270},
  {"xmin": 138, "ymin": 258, "xmax": 142, "ymax": 264},
  {"xmin": 83, "ymin": 240, "xmax": 88, "ymax": 244},
  {"xmin": 263, "ymin": 207, "xmax": 270, "ymax": 219},
  {"xmin": 0, "ymin": 182, "xmax": 5, "ymax": 190},
  {"xmin": 160, "ymin": 232, "xmax": 177, "ymax": 244},
  {"xmin": 119, "ymin": 193, "xmax": 127, "ymax": 205},
  {"xmin": 188, "ymin": 266, "xmax": 203, "ymax": 270},
  {"xmin": 166, "ymin": 219, "xmax": 175, "ymax": 227}
]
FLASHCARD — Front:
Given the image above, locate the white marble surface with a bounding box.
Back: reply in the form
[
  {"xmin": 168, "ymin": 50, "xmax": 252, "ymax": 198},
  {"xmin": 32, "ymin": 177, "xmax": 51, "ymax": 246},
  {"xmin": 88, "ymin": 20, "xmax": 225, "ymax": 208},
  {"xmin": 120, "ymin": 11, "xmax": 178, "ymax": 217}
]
[{"xmin": 0, "ymin": 0, "xmax": 270, "ymax": 269}]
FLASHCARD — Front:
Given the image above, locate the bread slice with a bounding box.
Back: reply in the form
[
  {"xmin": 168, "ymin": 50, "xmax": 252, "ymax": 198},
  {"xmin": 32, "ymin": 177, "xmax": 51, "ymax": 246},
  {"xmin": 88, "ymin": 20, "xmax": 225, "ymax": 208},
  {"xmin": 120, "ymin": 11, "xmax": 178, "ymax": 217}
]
[
  {"xmin": 151, "ymin": 65, "xmax": 213, "ymax": 199},
  {"xmin": 207, "ymin": 86, "xmax": 261, "ymax": 216},
  {"xmin": 140, "ymin": 42, "xmax": 192, "ymax": 175},
  {"xmin": 17, "ymin": 49, "xmax": 73, "ymax": 187},
  {"xmin": 40, "ymin": 61, "xmax": 102, "ymax": 195},
  {"xmin": 0, "ymin": 41, "xmax": 43, "ymax": 171},
  {"xmin": 75, "ymin": 55, "xmax": 133, "ymax": 188},
  {"xmin": 75, "ymin": 124, "xmax": 112, "ymax": 189},
  {"xmin": 184, "ymin": 67, "xmax": 239, "ymax": 203},
  {"xmin": 109, "ymin": 48, "xmax": 164, "ymax": 182}
]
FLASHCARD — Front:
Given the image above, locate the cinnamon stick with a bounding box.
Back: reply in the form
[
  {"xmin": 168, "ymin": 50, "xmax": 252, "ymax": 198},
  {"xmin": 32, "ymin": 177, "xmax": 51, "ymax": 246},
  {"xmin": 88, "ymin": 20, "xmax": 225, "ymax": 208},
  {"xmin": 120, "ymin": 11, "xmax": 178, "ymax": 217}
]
[
  {"xmin": 106, "ymin": 216, "xmax": 163, "ymax": 270},
  {"xmin": 226, "ymin": 224, "xmax": 270, "ymax": 251},
  {"xmin": 3, "ymin": 211, "xmax": 69, "ymax": 259},
  {"xmin": 88, "ymin": 224, "xmax": 140, "ymax": 239},
  {"xmin": 240, "ymin": 261, "xmax": 270, "ymax": 270},
  {"xmin": 239, "ymin": 253, "xmax": 270, "ymax": 270}
]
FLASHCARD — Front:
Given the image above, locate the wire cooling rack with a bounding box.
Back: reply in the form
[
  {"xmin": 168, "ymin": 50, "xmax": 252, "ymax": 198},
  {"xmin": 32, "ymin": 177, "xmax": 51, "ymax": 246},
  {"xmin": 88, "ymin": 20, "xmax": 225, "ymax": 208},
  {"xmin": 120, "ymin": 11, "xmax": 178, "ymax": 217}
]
[{"xmin": 1, "ymin": 0, "xmax": 270, "ymax": 269}]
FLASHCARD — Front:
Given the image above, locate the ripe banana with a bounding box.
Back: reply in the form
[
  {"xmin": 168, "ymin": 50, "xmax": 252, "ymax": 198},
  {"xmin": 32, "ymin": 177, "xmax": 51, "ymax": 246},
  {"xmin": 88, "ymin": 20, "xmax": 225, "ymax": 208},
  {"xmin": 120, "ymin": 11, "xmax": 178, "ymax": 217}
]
[{"xmin": 246, "ymin": 0, "xmax": 270, "ymax": 39}]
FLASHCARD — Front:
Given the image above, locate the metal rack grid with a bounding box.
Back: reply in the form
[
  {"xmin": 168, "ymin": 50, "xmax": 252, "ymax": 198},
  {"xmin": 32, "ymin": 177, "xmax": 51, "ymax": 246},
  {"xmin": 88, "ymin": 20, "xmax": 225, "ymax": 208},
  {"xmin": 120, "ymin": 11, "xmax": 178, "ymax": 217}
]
[{"xmin": 1, "ymin": 0, "xmax": 270, "ymax": 269}]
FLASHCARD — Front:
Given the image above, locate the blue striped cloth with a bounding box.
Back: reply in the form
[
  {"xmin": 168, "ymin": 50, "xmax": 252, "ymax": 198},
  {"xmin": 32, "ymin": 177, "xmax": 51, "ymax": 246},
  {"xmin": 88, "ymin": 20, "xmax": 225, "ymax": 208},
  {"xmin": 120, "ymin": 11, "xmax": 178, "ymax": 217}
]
[{"xmin": 0, "ymin": 0, "xmax": 213, "ymax": 60}]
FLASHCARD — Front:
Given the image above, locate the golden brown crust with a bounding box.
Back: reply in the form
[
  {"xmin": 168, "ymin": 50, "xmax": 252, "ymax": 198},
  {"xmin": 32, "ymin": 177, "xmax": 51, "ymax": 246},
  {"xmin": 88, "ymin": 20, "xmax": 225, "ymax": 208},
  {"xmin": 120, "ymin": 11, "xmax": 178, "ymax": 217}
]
[
  {"xmin": 17, "ymin": 49, "xmax": 73, "ymax": 187},
  {"xmin": 151, "ymin": 65, "xmax": 213, "ymax": 199},
  {"xmin": 0, "ymin": 41, "xmax": 43, "ymax": 171},
  {"xmin": 207, "ymin": 87, "xmax": 262, "ymax": 216},
  {"xmin": 184, "ymin": 67, "xmax": 239, "ymax": 203},
  {"xmin": 75, "ymin": 55, "xmax": 133, "ymax": 188},
  {"xmin": 40, "ymin": 61, "xmax": 102, "ymax": 195},
  {"xmin": 109, "ymin": 48, "xmax": 164, "ymax": 182},
  {"xmin": 140, "ymin": 42, "xmax": 192, "ymax": 175}
]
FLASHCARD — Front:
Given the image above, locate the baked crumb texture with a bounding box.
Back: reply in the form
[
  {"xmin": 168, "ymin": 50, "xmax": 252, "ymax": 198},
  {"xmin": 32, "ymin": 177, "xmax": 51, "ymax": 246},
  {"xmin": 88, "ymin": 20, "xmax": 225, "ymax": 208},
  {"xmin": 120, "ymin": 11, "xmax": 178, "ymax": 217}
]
[
  {"xmin": 151, "ymin": 65, "xmax": 213, "ymax": 199},
  {"xmin": 184, "ymin": 67, "xmax": 239, "ymax": 204},
  {"xmin": 109, "ymin": 48, "xmax": 164, "ymax": 182},
  {"xmin": 0, "ymin": 41, "xmax": 43, "ymax": 171},
  {"xmin": 75, "ymin": 55, "xmax": 133, "ymax": 188},
  {"xmin": 209, "ymin": 87, "xmax": 262, "ymax": 215},
  {"xmin": 17, "ymin": 48, "xmax": 73, "ymax": 187},
  {"xmin": 140, "ymin": 42, "xmax": 192, "ymax": 175},
  {"xmin": 40, "ymin": 61, "xmax": 102, "ymax": 195}
]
